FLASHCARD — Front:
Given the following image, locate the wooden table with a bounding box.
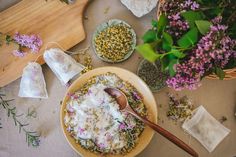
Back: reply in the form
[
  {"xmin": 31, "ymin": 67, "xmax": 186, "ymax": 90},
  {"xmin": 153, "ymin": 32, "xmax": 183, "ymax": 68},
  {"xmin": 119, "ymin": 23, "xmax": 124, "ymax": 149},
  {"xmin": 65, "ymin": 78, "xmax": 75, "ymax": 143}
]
[{"xmin": 0, "ymin": 0, "xmax": 235, "ymax": 157}]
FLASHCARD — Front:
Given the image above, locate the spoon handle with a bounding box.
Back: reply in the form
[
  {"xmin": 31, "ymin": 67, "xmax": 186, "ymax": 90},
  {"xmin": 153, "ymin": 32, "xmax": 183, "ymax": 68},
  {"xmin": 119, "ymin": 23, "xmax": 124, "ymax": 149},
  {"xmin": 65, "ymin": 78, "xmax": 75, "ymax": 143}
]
[{"xmin": 128, "ymin": 110, "xmax": 198, "ymax": 157}]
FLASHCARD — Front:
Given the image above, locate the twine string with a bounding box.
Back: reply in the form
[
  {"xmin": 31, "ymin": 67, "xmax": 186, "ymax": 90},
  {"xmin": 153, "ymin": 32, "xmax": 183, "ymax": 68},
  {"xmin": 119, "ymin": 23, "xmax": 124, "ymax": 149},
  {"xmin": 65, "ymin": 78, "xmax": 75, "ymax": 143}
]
[{"xmin": 34, "ymin": 41, "xmax": 90, "ymax": 63}]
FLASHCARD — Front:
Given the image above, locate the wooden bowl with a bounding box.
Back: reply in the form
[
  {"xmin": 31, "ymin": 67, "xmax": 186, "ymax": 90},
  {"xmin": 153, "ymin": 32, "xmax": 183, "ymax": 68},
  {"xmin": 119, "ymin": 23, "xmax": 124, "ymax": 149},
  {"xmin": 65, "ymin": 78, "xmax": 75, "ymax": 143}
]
[{"xmin": 60, "ymin": 67, "xmax": 157, "ymax": 157}]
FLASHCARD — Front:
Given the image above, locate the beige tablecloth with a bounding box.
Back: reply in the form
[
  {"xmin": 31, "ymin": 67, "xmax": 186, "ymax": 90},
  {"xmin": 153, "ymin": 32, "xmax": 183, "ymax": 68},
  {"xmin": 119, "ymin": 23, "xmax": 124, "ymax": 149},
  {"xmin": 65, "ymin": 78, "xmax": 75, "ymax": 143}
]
[{"xmin": 0, "ymin": 0, "xmax": 236, "ymax": 157}]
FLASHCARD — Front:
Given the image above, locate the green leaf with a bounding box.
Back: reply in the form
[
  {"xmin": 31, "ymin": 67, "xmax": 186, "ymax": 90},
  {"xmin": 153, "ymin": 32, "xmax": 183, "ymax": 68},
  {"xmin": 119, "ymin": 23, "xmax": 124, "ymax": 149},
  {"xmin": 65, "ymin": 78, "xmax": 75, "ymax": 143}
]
[
  {"xmin": 160, "ymin": 54, "xmax": 176, "ymax": 70},
  {"xmin": 215, "ymin": 67, "xmax": 225, "ymax": 80},
  {"xmin": 151, "ymin": 20, "xmax": 158, "ymax": 28},
  {"xmin": 157, "ymin": 14, "xmax": 168, "ymax": 37},
  {"xmin": 162, "ymin": 32, "xmax": 173, "ymax": 51},
  {"xmin": 181, "ymin": 11, "xmax": 203, "ymax": 28},
  {"xmin": 162, "ymin": 41, "xmax": 172, "ymax": 51},
  {"xmin": 5, "ymin": 35, "xmax": 12, "ymax": 45},
  {"xmin": 161, "ymin": 55, "xmax": 169, "ymax": 70},
  {"xmin": 142, "ymin": 29, "xmax": 157, "ymax": 43},
  {"xmin": 177, "ymin": 27, "xmax": 198, "ymax": 48},
  {"xmin": 195, "ymin": 20, "xmax": 212, "ymax": 35},
  {"xmin": 168, "ymin": 59, "xmax": 178, "ymax": 77},
  {"xmin": 224, "ymin": 58, "xmax": 236, "ymax": 69},
  {"xmin": 229, "ymin": 23, "xmax": 236, "ymax": 39},
  {"xmin": 169, "ymin": 49, "xmax": 186, "ymax": 58},
  {"xmin": 136, "ymin": 43, "xmax": 159, "ymax": 63},
  {"xmin": 163, "ymin": 32, "xmax": 173, "ymax": 45}
]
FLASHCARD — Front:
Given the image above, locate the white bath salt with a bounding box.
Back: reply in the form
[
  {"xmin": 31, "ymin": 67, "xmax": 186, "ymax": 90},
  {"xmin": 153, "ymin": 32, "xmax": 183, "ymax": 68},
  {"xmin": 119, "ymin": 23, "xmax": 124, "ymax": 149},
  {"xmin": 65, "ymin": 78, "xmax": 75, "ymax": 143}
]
[
  {"xmin": 18, "ymin": 62, "xmax": 48, "ymax": 98},
  {"xmin": 43, "ymin": 48, "xmax": 85, "ymax": 84},
  {"xmin": 121, "ymin": 0, "xmax": 159, "ymax": 17},
  {"xmin": 182, "ymin": 106, "xmax": 230, "ymax": 152}
]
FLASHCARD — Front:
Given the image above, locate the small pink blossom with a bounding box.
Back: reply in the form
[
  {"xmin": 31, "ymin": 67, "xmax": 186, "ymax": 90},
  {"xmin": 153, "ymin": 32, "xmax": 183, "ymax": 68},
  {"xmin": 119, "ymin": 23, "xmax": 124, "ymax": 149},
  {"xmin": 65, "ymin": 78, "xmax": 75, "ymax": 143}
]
[
  {"xmin": 12, "ymin": 50, "xmax": 26, "ymax": 57},
  {"xmin": 167, "ymin": 16, "xmax": 236, "ymax": 90},
  {"xmin": 98, "ymin": 143, "xmax": 105, "ymax": 149},
  {"xmin": 13, "ymin": 32, "xmax": 42, "ymax": 53},
  {"xmin": 118, "ymin": 123, "xmax": 126, "ymax": 130},
  {"xmin": 78, "ymin": 127, "xmax": 85, "ymax": 134}
]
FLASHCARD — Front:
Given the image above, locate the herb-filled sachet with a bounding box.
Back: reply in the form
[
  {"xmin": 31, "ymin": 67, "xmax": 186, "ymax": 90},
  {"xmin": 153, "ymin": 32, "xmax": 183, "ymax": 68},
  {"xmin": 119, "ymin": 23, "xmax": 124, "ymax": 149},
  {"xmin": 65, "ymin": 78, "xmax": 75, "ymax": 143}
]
[
  {"xmin": 43, "ymin": 48, "xmax": 85, "ymax": 85},
  {"xmin": 18, "ymin": 62, "xmax": 48, "ymax": 98}
]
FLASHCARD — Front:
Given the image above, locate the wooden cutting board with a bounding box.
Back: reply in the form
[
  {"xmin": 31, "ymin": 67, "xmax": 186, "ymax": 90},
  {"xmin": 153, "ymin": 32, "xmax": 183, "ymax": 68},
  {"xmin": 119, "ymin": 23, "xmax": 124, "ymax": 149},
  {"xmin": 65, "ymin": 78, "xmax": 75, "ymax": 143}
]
[{"xmin": 0, "ymin": 0, "xmax": 89, "ymax": 87}]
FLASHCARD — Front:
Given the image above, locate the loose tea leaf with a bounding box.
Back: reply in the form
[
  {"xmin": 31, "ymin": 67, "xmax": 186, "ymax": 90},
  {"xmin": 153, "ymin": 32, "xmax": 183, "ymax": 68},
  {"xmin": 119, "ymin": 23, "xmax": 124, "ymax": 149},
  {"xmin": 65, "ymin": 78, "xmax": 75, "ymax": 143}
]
[
  {"xmin": 138, "ymin": 60, "xmax": 168, "ymax": 91},
  {"xmin": 167, "ymin": 93, "xmax": 194, "ymax": 122}
]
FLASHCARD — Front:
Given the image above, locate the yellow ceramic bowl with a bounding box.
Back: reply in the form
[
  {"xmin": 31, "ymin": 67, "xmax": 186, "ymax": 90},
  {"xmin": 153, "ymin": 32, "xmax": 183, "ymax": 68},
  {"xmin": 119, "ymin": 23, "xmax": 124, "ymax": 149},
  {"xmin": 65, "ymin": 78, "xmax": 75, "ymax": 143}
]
[{"xmin": 60, "ymin": 67, "xmax": 157, "ymax": 157}]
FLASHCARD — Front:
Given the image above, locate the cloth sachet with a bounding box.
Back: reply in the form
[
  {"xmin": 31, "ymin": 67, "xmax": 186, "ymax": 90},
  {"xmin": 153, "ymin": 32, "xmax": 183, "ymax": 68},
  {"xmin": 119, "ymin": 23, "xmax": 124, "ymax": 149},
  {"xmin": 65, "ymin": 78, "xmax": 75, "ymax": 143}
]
[
  {"xmin": 43, "ymin": 48, "xmax": 85, "ymax": 85},
  {"xmin": 18, "ymin": 62, "xmax": 48, "ymax": 98},
  {"xmin": 182, "ymin": 106, "xmax": 230, "ymax": 152}
]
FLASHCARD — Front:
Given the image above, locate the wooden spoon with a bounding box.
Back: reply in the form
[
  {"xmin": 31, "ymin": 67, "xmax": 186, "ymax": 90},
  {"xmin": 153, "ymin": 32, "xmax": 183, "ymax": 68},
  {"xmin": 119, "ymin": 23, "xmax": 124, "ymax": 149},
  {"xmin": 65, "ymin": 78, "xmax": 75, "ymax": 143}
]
[{"xmin": 104, "ymin": 87, "xmax": 198, "ymax": 157}]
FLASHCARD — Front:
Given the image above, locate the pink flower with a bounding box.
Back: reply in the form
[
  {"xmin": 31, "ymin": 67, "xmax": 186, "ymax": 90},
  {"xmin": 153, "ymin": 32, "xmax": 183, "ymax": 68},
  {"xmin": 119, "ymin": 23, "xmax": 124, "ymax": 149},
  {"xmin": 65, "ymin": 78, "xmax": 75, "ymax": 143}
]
[
  {"xmin": 12, "ymin": 50, "xmax": 26, "ymax": 57},
  {"xmin": 118, "ymin": 123, "xmax": 126, "ymax": 130},
  {"xmin": 78, "ymin": 127, "xmax": 85, "ymax": 134},
  {"xmin": 167, "ymin": 16, "xmax": 236, "ymax": 90},
  {"xmin": 98, "ymin": 143, "xmax": 105, "ymax": 149},
  {"xmin": 13, "ymin": 32, "xmax": 42, "ymax": 53}
]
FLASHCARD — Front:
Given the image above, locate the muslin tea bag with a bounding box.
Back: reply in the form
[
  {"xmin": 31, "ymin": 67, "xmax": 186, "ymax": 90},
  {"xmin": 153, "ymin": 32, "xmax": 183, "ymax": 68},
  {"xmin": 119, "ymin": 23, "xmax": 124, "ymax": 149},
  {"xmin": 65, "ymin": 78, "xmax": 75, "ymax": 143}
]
[
  {"xmin": 182, "ymin": 106, "xmax": 230, "ymax": 152},
  {"xmin": 43, "ymin": 48, "xmax": 85, "ymax": 84},
  {"xmin": 18, "ymin": 62, "xmax": 48, "ymax": 98}
]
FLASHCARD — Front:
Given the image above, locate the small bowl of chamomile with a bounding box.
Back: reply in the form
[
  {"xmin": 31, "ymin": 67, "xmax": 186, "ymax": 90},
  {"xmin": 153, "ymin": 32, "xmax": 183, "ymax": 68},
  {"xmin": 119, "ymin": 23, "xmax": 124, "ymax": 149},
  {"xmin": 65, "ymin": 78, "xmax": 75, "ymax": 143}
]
[{"xmin": 92, "ymin": 19, "xmax": 136, "ymax": 63}]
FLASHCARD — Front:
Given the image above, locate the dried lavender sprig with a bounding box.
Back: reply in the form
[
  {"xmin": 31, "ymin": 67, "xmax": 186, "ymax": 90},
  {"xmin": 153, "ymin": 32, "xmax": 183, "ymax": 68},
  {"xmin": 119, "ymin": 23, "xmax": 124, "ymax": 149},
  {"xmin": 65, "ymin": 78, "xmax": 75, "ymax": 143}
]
[{"xmin": 0, "ymin": 93, "xmax": 40, "ymax": 147}]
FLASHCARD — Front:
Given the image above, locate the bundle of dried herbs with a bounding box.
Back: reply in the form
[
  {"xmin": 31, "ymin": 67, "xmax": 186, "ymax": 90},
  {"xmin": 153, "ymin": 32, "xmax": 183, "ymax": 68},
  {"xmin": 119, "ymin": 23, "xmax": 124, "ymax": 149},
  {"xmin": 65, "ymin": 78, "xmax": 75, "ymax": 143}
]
[
  {"xmin": 0, "ymin": 92, "xmax": 40, "ymax": 147},
  {"xmin": 166, "ymin": 93, "xmax": 194, "ymax": 122}
]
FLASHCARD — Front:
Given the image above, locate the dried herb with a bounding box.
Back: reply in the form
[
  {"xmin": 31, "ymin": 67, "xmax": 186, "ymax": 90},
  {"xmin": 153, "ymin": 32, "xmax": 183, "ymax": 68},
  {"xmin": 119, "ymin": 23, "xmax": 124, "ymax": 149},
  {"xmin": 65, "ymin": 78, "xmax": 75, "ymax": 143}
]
[
  {"xmin": 68, "ymin": 46, "xmax": 93, "ymax": 73},
  {"xmin": 104, "ymin": 7, "xmax": 110, "ymax": 14},
  {"xmin": 26, "ymin": 106, "xmax": 37, "ymax": 119},
  {"xmin": 167, "ymin": 93, "xmax": 194, "ymax": 122},
  {"xmin": 94, "ymin": 23, "xmax": 134, "ymax": 62},
  {"xmin": 137, "ymin": 59, "xmax": 168, "ymax": 91},
  {"xmin": 0, "ymin": 92, "xmax": 40, "ymax": 147},
  {"xmin": 219, "ymin": 116, "xmax": 227, "ymax": 123}
]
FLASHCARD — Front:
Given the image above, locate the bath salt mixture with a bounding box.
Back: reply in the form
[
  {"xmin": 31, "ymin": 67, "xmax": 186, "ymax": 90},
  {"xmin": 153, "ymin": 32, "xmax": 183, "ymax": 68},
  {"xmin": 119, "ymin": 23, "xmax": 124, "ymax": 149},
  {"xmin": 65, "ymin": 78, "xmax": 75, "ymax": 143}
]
[{"xmin": 64, "ymin": 73, "xmax": 147, "ymax": 155}]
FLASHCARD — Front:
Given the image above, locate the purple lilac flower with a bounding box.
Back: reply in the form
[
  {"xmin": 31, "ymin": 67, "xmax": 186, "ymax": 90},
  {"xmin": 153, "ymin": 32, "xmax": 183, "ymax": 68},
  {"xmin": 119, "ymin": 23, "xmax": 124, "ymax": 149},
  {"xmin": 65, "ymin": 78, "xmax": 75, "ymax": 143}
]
[
  {"xmin": 163, "ymin": 0, "xmax": 200, "ymax": 38},
  {"xmin": 78, "ymin": 127, "xmax": 85, "ymax": 134},
  {"xmin": 98, "ymin": 143, "xmax": 105, "ymax": 149},
  {"xmin": 132, "ymin": 92, "xmax": 141, "ymax": 101},
  {"xmin": 167, "ymin": 16, "xmax": 236, "ymax": 90},
  {"xmin": 180, "ymin": 0, "xmax": 199, "ymax": 10},
  {"xmin": 168, "ymin": 13, "xmax": 189, "ymax": 34},
  {"xmin": 12, "ymin": 49, "xmax": 26, "ymax": 57},
  {"xmin": 13, "ymin": 32, "xmax": 42, "ymax": 53},
  {"xmin": 118, "ymin": 123, "xmax": 126, "ymax": 130},
  {"xmin": 105, "ymin": 133, "xmax": 112, "ymax": 141}
]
